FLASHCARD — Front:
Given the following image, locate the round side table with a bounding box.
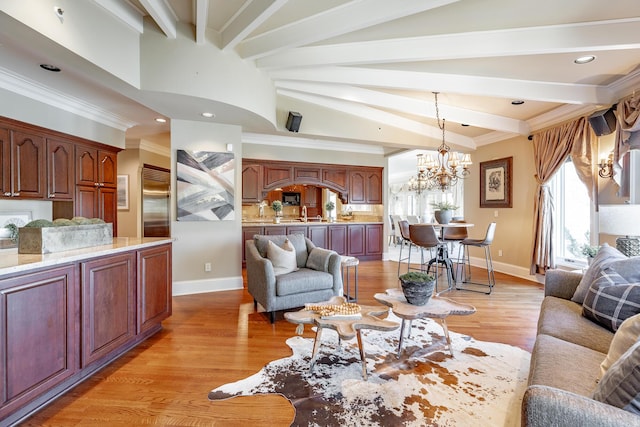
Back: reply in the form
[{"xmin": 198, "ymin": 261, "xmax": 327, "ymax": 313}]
[{"xmin": 340, "ymin": 256, "xmax": 360, "ymax": 302}]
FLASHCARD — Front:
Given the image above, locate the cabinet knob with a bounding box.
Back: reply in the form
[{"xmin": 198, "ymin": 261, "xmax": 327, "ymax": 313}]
[
  {"xmin": 3, "ymin": 192, "xmax": 10, "ymax": 196},
  {"xmin": 13, "ymin": 192, "xmax": 20, "ymax": 197},
  {"xmin": 48, "ymin": 193, "xmax": 55, "ymax": 198},
  {"xmin": 94, "ymin": 182, "xmax": 100, "ymax": 187}
]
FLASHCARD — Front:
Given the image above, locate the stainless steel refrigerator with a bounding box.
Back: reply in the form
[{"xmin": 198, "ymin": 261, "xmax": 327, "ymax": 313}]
[{"xmin": 142, "ymin": 165, "xmax": 171, "ymax": 237}]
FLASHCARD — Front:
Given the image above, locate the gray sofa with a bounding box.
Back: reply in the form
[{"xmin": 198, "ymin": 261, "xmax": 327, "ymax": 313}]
[
  {"xmin": 245, "ymin": 234, "xmax": 343, "ymax": 323},
  {"xmin": 522, "ymin": 269, "xmax": 640, "ymax": 426}
]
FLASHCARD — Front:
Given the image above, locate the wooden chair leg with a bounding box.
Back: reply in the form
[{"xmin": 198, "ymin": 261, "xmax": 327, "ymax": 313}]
[
  {"xmin": 253, "ymin": 299, "xmax": 258, "ymax": 310},
  {"xmin": 269, "ymin": 311, "xmax": 275, "ymax": 324}
]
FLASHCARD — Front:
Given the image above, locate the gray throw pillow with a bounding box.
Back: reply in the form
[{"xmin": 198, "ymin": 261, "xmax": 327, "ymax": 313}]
[
  {"xmin": 593, "ymin": 339, "xmax": 640, "ymax": 415},
  {"xmin": 582, "ymin": 269, "xmax": 640, "ymax": 332},
  {"xmin": 571, "ymin": 244, "xmax": 626, "ymax": 304}
]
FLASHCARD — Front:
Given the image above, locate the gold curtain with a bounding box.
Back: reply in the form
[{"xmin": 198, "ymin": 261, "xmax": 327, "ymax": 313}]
[
  {"xmin": 530, "ymin": 117, "xmax": 594, "ymax": 275},
  {"xmin": 613, "ymin": 94, "xmax": 640, "ymax": 187}
]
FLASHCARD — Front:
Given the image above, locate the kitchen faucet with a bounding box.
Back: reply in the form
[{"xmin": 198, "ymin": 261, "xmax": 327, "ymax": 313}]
[{"xmin": 301, "ymin": 205, "xmax": 307, "ymax": 222}]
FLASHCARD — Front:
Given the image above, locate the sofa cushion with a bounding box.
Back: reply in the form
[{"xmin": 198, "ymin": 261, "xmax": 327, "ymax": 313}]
[
  {"xmin": 538, "ymin": 296, "xmax": 613, "ymax": 354},
  {"xmin": 571, "ymin": 244, "xmax": 626, "ymax": 304},
  {"xmin": 593, "ymin": 340, "xmax": 640, "ymax": 415},
  {"xmin": 601, "ymin": 313, "xmax": 640, "ymax": 378},
  {"xmin": 582, "ymin": 270, "xmax": 640, "ymax": 332},
  {"xmin": 266, "ymin": 239, "xmax": 298, "ymax": 276},
  {"xmin": 528, "ymin": 334, "xmax": 604, "ymax": 396},
  {"xmin": 275, "ymin": 268, "xmax": 334, "ymax": 296}
]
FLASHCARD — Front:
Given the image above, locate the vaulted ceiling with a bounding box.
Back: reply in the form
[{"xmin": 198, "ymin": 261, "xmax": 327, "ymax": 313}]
[{"xmin": 1, "ymin": 0, "xmax": 640, "ymax": 153}]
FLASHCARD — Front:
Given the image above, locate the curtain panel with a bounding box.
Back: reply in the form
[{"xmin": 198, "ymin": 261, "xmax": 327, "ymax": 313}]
[
  {"xmin": 530, "ymin": 117, "xmax": 595, "ymax": 275},
  {"xmin": 613, "ymin": 94, "xmax": 640, "ymax": 188}
]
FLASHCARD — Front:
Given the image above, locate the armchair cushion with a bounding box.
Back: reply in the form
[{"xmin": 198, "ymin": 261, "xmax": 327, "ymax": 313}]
[
  {"xmin": 266, "ymin": 239, "xmax": 298, "ymax": 276},
  {"xmin": 255, "ymin": 234, "xmax": 309, "ymax": 267},
  {"xmin": 306, "ymin": 247, "xmax": 334, "ymax": 272},
  {"xmin": 276, "ymin": 268, "xmax": 334, "ymax": 296}
]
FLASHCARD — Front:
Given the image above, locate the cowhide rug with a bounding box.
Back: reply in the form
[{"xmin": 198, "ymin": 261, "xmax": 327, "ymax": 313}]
[{"xmin": 209, "ymin": 313, "xmax": 530, "ymax": 426}]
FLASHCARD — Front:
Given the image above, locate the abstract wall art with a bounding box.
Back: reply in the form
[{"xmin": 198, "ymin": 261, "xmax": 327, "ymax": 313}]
[{"xmin": 176, "ymin": 150, "xmax": 235, "ymax": 221}]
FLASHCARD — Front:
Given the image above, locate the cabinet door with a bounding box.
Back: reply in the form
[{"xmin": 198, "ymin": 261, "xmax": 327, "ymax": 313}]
[
  {"xmin": 302, "ymin": 185, "xmax": 318, "ymax": 207},
  {"xmin": 99, "ymin": 186, "xmax": 117, "ymax": 233},
  {"xmin": 294, "ymin": 166, "xmax": 321, "ymax": 183},
  {"xmin": 137, "ymin": 244, "xmax": 172, "ymax": 334},
  {"xmin": 0, "ymin": 127, "xmax": 9, "ymax": 197},
  {"xmin": 286, "ymin": 225, "xmax": 307, "ymax": 237},
  {"xmin": 242, "ymin": 164, "xmax": 262, "ymax": 203},
  {"xmin": 366, "ymin": 170, "xmax": 383, "ymax": 204},
  {"xmin": 98, "ymin": 150, "xmax": 117, "ymax": 188},
  {"xmin": 11, "ymin": 130, "xmax": 46, "ymax": 199},
  {"xmin": 75, "ymin": 185, "xmax": 98, "ymax": 218},
  {"xmin": 349, "ymin": 171, "xmax": 367, "ymax": 204},
  {"xmin": 0, "ymin": 266, "xmax": 76, "ymax": 417},
  {"xmin": 75, "ymin": 145, "xmax": 98, "ymax": 187},
  {"xmin": 80, "ymin": 252, "xmax": 136, "ymax": 368},
  {"xmin": 308, "ymin": 225, "xmax": 328, "ymax": 248},
  {"xmin": 328, "ymin": 225, "xmax": 347, "ymax": 255},
  {"xmin": 347, "ymin": 224, "xmax": 365, "ymax": 257},
  {"xmin": 46, "ymin": 138, "xmax": 74, "ymax": 200},
  {"xmin": 365, "ymin": 224, "xmax": 383, "ymax": 256},
  {"xmin": 265, "ymin": 226, "xmax": 286, "ymax": 235}
]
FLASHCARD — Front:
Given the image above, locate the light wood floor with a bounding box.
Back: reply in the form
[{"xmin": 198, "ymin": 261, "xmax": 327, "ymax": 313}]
[{"xmin": 20, "ymin": 260, "xmax": 543, "ymax": 426}]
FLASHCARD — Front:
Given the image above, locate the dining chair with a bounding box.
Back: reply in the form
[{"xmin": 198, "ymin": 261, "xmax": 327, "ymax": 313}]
[
  {"xmin": 408, "ymin": 224, "xmax": 455, "ymax": 295},
  {"xmin": 397, "ymin": 220, "xmax": 413, "ymax": 278},
  {"xmin": 456, "ymin": 222, "xmax": 497, "ymax": 294}
]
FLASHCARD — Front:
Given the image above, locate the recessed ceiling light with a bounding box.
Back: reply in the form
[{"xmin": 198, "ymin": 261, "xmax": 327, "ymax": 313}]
[
  {"xmin": 574, "ymin": 55, "xmax": 596, "ymax": 64},
  {"xmin": 511, "ymin": 100, "xmax": 525, "ymax": 105},
  {"xmin": 201, "ymin": 112, "xmax": 215, "ymax": 118},
  {"xmin": 155, "ymin": 117, "xmax": 167, "ymax": 123},
  {"xmin": 40, "ymin": 64, "xmax": 61, "ymax": 72}
]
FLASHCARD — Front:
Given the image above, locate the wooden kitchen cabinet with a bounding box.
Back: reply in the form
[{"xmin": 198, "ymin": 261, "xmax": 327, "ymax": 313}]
[
  {"xmin": 46, "ymin": 138, "xmax": 75, "ymax": 200},
  {"xmin": 0, "ymin": 129, "xmax": 46, "ymax": 199},
  {"xmin": 242, "ymin": 164, "xmax": 262, "ymax": 203},
  {"xmin": 80, "ymin": 252, "xmax": 136, "ymax": 368},
  {"xmin": 75, "ymin": 185, "xmax": 118, "ymax": 232},
  {"xmin": 137, "ymin": 244, "xmax": 172, "ymax": 334},
  {"xmin": 349, "ymin": 169, "xmax": 382, "ymax": 204},
  {"xmin": 0, "ymin": 266, "xmax": 77, "ymax": 420},
  {"xmin": 328, "ymin": 224, "xmax": 348, "ymax": 255},
  {"xmin": 365, "ymin": 223, "xmax": 383, "ymax": 256},
  {"xmin": 263, "ymin": 164, "xmax": 293, "ymax": 189},
  {"xmin": 75, "ymin": 144, "xmax": 118, "ymax": 229}
]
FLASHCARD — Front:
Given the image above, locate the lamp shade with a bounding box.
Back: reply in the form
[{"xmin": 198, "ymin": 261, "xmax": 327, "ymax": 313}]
[{"xmin": 599, "ymin": 205, "xmax": 640, "ymax": 236}]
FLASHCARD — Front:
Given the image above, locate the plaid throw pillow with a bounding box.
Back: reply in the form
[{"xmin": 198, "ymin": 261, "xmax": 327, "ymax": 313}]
[
  {"xmin": 593, "ymin": 339, "xmax": 640, "ymax": 414},
  {"xmin": 582, "ymin": 269, "xmax": 640, "ymax": 332}
]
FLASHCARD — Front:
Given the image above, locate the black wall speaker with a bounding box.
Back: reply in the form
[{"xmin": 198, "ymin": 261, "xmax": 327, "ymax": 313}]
[
  {"xmin": 588, "ymin": 108, "xmax": 616, "ymax": 136},
  {"xmin": 286, "ymin": 111, "xmax": 302, "ymax": 132}
]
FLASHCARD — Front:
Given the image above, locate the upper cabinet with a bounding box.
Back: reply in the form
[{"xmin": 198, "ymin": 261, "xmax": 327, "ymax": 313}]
[
  {"xmin": 75, "ymin": 146, "xmax": 117, "ymax": 188},
  {"xmin": 0, "ymin": 129, "xmax": 46, "ymax": 199},
  {"xmin": 242, "ymin": 159, "xmax": 382, "ymax": 205},
  {"xmin": 46, "ymin": 138, "xmax": 75, "ymax": 200}
]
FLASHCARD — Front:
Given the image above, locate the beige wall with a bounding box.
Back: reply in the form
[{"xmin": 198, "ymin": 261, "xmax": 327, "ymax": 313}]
[
  {"xmin": 171, "ymin": 120, "xmax": 244, "ymax": 295},
  {"xmin": 463, "ymin": 135, "xmax": 537, "ymax": 280}
]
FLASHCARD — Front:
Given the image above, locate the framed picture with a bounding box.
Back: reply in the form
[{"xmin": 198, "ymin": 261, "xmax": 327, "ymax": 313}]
[
  {"xmin": 176, "ymin": 150, "xmax": 235, "ymax": 221},
  {"xmin": 117, "ymin": 175, "xmax": 129, "ymax": 210},
  {"xmin": 480, "ymin": 157, "xmax": 512, "ymax": 208}
]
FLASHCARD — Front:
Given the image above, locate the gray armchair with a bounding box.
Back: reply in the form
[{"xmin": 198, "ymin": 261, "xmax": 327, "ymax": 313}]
[{"xmin": 245, "ymin": 234, "xmax": 343, "ymax": 323}]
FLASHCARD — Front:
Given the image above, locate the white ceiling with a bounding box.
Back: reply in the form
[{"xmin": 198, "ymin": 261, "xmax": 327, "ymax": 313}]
[{"xmin": 1, "ymin": 0, "xmax": 640, "ymax": 153}]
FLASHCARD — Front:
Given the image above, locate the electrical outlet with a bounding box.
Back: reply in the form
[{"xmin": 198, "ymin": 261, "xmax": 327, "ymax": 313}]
[
  {"xmin": 498, "ymin": 250, "xmax": 503, "ymax": 257},
  {"xmin": 204, "ymin": 262, "xmax": 212, "ymax": 272},
  {"xmin": 494, "ymin": 210, "xmax": 499, "ymax": 218}
]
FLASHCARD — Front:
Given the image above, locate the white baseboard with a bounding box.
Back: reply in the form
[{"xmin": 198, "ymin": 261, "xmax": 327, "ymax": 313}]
[{"xmin": 173, "ymin": 276, "xmax": 243, "ymax": 296}]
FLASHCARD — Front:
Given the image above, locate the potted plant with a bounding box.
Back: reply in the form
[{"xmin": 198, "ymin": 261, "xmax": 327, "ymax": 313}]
[
  {"xmin": 399, "ymin": 271, "xmax": 436, "ymax": 305},
  {"xmin": 271, "ymin": 200, "xmax": 283, "ymax": 223},
  {"xmin": 581, "ymin": 244, "xmax": 598, "ymax": 265},
  {"xmin": 430, "ymin": 201, "xmax": 459, "ymax": 224},
  {"xmin": 325, "ymin": 201, "xmax": 335, "ymax": 222}
]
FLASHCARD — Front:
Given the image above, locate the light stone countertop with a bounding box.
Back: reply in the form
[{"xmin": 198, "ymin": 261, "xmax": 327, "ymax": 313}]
[
  {"xmin": 0, "ymin": 237, "xmax": 173, "ymax": 277},
  {"xmin": 242, "ymin": 220, "xmax": 382, "ymax": 226}
]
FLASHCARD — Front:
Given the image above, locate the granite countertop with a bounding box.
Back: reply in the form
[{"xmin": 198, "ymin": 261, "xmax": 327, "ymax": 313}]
[
  {"xmin": 243, "ymin": 219, "xmax": 382, "ymax": 226},
  {"xmin": 0, "ymin": 237, "xmax": 173, "ymax": 277}
]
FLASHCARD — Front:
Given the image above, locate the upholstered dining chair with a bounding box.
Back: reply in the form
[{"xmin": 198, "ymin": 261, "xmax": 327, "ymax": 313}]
[
  {"xmin": 408, "ymin": 224, "xmax": 455, "ymax": 294},
  {"xmin": 456, "ymin": 222, "xmax": 497, "ymax": 294}
]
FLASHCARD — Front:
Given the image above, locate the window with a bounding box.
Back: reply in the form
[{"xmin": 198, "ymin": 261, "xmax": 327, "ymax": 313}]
[{"xmin": 551, "ymin": 159, "xmax": 592, "ymax": 265}]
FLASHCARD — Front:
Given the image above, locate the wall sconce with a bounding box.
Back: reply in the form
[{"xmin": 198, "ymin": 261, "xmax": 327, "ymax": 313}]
[{"xmin": 598, "ymin": 152, "xmax": 614, "ymax": 178}]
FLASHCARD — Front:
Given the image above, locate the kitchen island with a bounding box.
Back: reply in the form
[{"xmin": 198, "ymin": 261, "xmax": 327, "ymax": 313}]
[
  {"xmin": 242, "ymin": 220, "xmax": 383, "ymax": 264},
  {"xmin": 0, "ymin": 237, "xmax": 172, "ymax": 426}
]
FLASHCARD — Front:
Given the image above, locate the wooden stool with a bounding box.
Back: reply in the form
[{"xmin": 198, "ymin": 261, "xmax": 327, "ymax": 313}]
[{"xmin": 340, "ymin": 256, "xmax": 360, "ymax": 302}]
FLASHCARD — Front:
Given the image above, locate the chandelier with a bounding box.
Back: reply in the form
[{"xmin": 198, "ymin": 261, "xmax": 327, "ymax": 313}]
[{"xmin": 407, "ymin": 92, "xmax": 472, "ymax": 193}]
